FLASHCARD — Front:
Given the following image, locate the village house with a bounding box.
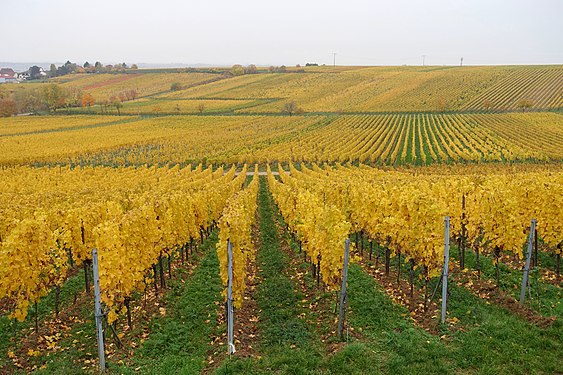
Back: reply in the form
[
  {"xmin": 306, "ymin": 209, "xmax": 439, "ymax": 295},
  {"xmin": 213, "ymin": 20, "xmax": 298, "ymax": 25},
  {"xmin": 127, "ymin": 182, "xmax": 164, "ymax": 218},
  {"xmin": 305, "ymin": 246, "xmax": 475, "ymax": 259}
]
[{"xmin": 0, "ymin": 68, "xmax": 18, "ymax": 83}]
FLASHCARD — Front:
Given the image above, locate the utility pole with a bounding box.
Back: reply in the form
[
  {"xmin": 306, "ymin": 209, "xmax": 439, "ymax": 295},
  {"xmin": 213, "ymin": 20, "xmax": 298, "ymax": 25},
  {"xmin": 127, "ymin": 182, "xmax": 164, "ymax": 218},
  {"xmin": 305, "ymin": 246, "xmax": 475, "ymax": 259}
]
[
  {"xmin": 332, "ymin": 52, "xmax": 337, "ymax": 68},
  {"xmin": 422, "ymin": 54, "xmax": 426, "ymax": 66},
  {"xmin": 460, "ymin": 57, "xmax": 464, "ymax": 67}
]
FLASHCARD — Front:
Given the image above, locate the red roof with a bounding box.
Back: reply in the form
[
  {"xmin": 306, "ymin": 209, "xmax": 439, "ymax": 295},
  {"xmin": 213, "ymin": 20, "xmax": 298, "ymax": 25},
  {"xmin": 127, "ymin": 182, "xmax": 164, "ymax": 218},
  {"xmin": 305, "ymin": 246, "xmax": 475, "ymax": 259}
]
[{"xmin": 0, "ymin": 68, "xmax": 15, "ymax": 77}]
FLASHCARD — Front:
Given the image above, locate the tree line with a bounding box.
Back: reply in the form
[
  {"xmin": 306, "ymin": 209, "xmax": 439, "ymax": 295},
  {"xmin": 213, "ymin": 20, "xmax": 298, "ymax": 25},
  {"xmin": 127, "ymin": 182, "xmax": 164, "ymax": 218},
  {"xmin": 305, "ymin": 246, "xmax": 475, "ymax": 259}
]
[
  {"xmin": 23, "ymin": 61, "xmax": 139, "ymax": 80},
  {"xmin": 0, "ymin": 83, "xmax": 138, "ymax": 117}
]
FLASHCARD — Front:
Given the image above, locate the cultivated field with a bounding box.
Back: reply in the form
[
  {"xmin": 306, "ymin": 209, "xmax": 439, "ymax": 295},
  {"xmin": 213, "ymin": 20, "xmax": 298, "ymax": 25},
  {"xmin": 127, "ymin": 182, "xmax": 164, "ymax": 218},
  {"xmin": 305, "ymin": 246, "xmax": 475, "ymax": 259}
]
[{"xmin": 0, "ymin": 65, "xmax": 561, "ymax": 374}]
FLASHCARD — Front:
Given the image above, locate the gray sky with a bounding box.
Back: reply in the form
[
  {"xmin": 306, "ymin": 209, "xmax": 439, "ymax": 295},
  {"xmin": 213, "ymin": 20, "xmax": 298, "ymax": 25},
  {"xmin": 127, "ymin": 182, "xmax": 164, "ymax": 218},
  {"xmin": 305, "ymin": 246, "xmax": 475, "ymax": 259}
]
[{"xmin": 2, "ymin": 0, "xmax": 562, "ymax": 66}]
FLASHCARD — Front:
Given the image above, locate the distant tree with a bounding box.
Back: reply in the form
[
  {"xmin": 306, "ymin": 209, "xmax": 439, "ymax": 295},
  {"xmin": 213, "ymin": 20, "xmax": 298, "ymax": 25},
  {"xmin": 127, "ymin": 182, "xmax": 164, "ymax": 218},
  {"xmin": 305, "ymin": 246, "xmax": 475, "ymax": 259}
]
[
  {"xmin": 95, "ymin": 61, "xmax": 104, "ymax": 73},
  {"xmin": 12, "ymin": 88, "xmax": 45, "ymax": 113},
  {"xmin": 84, "ymin": 64, "xmax": 96, "ymax": 73},
  {"xmin": 131, "ymin": 64, "xmax": 138, "ymax": 70},
  {"xmin": 231, "ymin": 64, "xmax": 245, "ymax": 76},
  {"xmin": 170, "ymin": 82, "xmax": 183, "ymax": 91},
  {"xmin": 49, "ymin": 64, "xmax": 57, "ymax": 77},
  {"xmin": 42, "ymin": 84, "xmax": 68, "ymax": 112},
  {"xmin": 268, "ymin": 65, "xmax": 287, "ymax": 73},
  {"xmin": 124, "ymin": 89, "xmax": 138, "ymax": 101},
  {"xmin": 0, "ymin": 98, "xmax": 17, "ymax": 117},
  {"xmin": 296, "ymin": 64, "xmax": 301, "ymax": 68},
  {"xmin": 28, "ymin": 66, "xmax": 43, "ymax": 80},
  {"xmin": 517, "ymin": 99, "xmax": 534, "ymax": 112},
  {"xmin": 121, "ymin": 62, "xmax": 128, "ymax": 69},
  {"xmin": 65, "ymin": 88, "xmax": 83, "ymax": 107},
  {"xmin": 81, "ymin": 93, "xmax": 96, "ymax": 107},
  {"xmin": 110, "ymin": 95, "xmax": 123, "ymax": 115},
  {"xmin": 118, "ymin": 91, "xmax": 127, "ymax": 102},
  {"xmin": 98, "ymin": 99, "xmax": 110, "ymax": 115},
  {"xmin": 84, "ymin": 61, "xmax": 91, "ymax": 68},
  {"xmin": 55, "ymin": 60, "xmax": 78, "ymax": 76},
  {"xmin": 197, "ymin": 102, "xmax": 205, "ymax": 115},
  {"xmin": 245, "ymin": 64, "xmax": 257, "ymax": 74},
  {"xmin": 281, "ymin": 101, "xmax": 303, "ymax": 116}
]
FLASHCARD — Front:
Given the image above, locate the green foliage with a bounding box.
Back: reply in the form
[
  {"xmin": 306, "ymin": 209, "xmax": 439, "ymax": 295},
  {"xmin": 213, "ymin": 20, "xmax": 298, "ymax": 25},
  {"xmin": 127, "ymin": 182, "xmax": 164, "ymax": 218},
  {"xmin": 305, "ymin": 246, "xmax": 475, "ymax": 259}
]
[{"xmin": 170, "ymin": 82, "xmax": 182, "ymax": 91}]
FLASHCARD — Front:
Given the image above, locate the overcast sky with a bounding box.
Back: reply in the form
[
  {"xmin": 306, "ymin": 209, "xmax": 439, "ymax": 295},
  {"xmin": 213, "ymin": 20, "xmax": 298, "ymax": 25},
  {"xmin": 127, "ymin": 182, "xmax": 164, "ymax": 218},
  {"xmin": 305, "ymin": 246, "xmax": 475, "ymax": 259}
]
[{"xmin": 2, "ymin": 0, "xmax": 562, "ymax": 66}]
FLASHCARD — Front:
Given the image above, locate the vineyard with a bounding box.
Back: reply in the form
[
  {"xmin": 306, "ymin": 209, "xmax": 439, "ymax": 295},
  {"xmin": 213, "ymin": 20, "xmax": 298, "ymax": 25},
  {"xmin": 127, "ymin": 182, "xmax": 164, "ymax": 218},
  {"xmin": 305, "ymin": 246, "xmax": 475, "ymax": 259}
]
[
  {"xmin": 1, "ymin": 112, "xmax": 562, "ymax": 167},
  {"xmin": 0, "ymin": 66, "xmax": 562, "ymax": 374}
]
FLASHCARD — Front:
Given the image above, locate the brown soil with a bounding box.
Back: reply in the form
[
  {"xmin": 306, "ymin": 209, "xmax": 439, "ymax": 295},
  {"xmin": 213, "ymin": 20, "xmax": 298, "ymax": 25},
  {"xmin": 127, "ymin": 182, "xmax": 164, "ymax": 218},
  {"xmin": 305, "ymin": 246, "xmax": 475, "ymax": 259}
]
[
  {"xmin": 2, "ymin": 290, "xmax": 90, "ymax": 374},
  {"xmin": 2, "ymin": 242, "xmax": 207, "ymax": 374},
  {"xmin": 106, "ymin": 244, "xmax": 206, "ymax": 368},
  {"xmin": 273, "ymin": 213, "xmax": 363, "ymax": 348},
  {"xmin": 356, "ymin": 253, "xmax": 443, "ymax": 335},
  {"xmin": 203, "ymin": 218, "xmax": 262, "ymax": 373},
  {"xmin": 450, "ymin": 263, "xmax": 557, "ymax": 328},
  {"xmin": 495, "ymin": 247, "xmax": 562, "ymax": 287}
]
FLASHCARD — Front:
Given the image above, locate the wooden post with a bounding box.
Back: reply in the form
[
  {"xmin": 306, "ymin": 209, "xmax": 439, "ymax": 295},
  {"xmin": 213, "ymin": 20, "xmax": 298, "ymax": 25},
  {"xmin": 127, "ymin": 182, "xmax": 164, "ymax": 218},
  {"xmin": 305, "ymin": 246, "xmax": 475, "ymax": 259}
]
[
  {"xmin": 409, "ymin": 259, "xmax": 415, "ymax": 305},
  {"xmin": 533, "ymin": 228, "xmax": 538, "ymax": 268},
  {"xmin": 55, "ymin": 285, "xmax": 61, "ymax": 317},
  {"xmin": 227, "ymin": 240, "xmax": 236, "ymax": 354},
  {"xmin": 441, "ymin": 217, "xmax": 450, "ymax": 324},
  {"xmin": 92, "ymin": 249, "xmax": 106, "ymax": 372},
  {"xmin": 168, "ymin": 255, "xmax": 172, "ymax": 279},
  {"xmin": 385, "ymin": 246, "xmax": 390, "ymax": 276},
  {"xmin": 557, "ymin": 243, "xmax": 561, "ymax": 278},
  {"xmin": 494, "ymin": 246, "xmax": 501, "ymax": 288},
  {"xmin": 84, "ymin": 261, "xmax": 90, "ymax": 294},
  {"xmin": 317, "ymin": 254, "xmax": 321, "ymax": 287},
  {"xmin": 397, "ymin": 247, "xmax": 403, "ymax": 284},
  {"xmin": 461, "ymin": 195, "xmax": 466, "ymax": 269},
  {"xmin": 158, "ymin": 254, "xmax": 165, "ymax": 288},
  {"xmin": 423, "ymin": 266, "xmax": 429, "ymax": 312},
  {"xmin": 337, "ymin": 239, "xmax": 350, "ymax": 340},
  {"xmin": 475, "ymin": 245, "xmax": 481, "ymax": 279},
  {"xmin": 520, "ymin": 219, "xmax": 536, "ymax": 305}
]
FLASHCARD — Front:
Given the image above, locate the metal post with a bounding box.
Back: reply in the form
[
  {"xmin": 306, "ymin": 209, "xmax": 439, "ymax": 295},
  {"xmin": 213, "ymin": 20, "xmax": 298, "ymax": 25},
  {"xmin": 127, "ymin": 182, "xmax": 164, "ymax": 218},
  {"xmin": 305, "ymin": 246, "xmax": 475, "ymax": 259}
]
[
  {"xmin": 227, "ymin": 240, "xmax": 235, "ymax": 354},
  {"xmin": 92, "ymin": 249, "xmax": 106, "ymax": 372},
  {"xmin": 337, "ymin": 239, "xmax": 350, "ymax": 340},
  {"xmin": 520, "ymin": 219, "xmax": 536, "ymax": 305},
  {"xmin": 441, "ymin": 217, "xmax": 450, "ymax": 324}
]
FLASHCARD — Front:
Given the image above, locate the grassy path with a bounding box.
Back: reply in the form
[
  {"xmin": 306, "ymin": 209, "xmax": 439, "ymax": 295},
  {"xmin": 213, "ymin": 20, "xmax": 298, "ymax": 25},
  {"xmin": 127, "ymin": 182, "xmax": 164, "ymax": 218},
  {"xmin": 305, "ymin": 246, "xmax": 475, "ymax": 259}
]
[
  {"xmin": 0, "ymin": 272, "xmax": 86, "ymax": 373},
  {"xmin": 346, "ymin": 264, "xmax": 453, "ymax": 374},
  {"xmin": 214, "ymin": 177, "xmax": 323, "ymax": 374},
  {"xmin": 451, "ymin": 248, "xmax": 562, "ymax": 318},
  {"xmin": 354, "ymin": 239, "xmax": 563, "ymax": 374},
  {"xmin": 116, "ymin": 233, "xmax": 223, "ymax": 374},
  {"xmin": 24, "ymin": 233, "xmax": 221, "ymax": 374}
]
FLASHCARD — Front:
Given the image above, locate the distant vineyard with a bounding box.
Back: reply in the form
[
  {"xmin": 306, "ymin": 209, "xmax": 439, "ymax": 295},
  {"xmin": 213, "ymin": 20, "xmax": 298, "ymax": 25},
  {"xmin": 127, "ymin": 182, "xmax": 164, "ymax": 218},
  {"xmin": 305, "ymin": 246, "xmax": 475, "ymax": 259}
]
[
  {"xmin": 38, "ymin": 65, "xmax": 563, "ymax": 113},
  {"xmin": 1, "ymin": 112, "xmax": 561, "ymax": 166},
  {"xmin": 58, "ymin": 72, "xmax": 221, "ymax": 101},
  {"xmin": 252, "ymin": 112, "xmax": 563, "ymax": 164},
  {"xmin": 147, "ymin": 65, "xmax": 563, "ymax": 113}
]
